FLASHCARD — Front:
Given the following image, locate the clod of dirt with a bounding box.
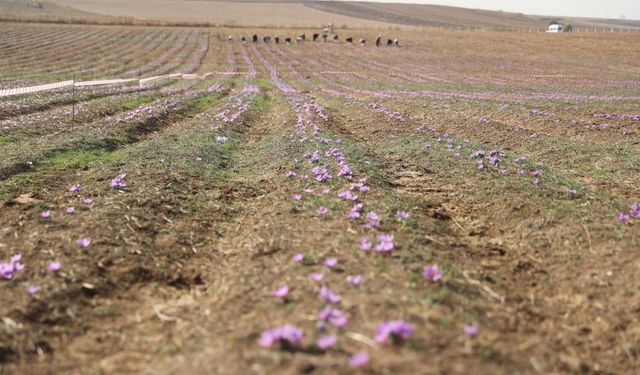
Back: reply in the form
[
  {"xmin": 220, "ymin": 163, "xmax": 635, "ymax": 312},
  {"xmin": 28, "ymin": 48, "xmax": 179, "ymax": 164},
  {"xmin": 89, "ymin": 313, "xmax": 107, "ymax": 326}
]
[{"xmin": 7, "ymin": 193, "xmax": 41, "ymax": 206}]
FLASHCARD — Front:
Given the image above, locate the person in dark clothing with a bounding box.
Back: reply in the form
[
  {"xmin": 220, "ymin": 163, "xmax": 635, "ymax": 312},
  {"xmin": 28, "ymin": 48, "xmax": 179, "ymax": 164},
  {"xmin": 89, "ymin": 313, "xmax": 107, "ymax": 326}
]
[
  {"xmin": 252, "ymin": 34, "xmax": 258, "ymax": 43},
  {"xmin": 375, "ymin": 35, "xmax": 381, "ymax": 47}
]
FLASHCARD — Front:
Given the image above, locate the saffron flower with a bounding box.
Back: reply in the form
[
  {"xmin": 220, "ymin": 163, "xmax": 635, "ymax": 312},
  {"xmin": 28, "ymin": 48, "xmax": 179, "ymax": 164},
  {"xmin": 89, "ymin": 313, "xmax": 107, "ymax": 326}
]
[
  {"xmin": 317, "ymin": 207, "xmax": 328, "ymax": 216},
  {"xmin": 292, "ymin": 194, "xmax": 301, "ymax": 201},
  {"xmin": 0, "ymin": 254, "xmax": 24, "ymax": 280},
  {"xmin": 272, "ymin": 285, "xmax": 289, "ymax": 298},
  {"xmin": 375, "ymin": 233, "xmax": 394, "ymax": 253},
  {"xmin": 363, "ymin": 211, "xmax": 380, "ymax": 229},
  {"xmin": 310, "ymin": 273, "xmax": 324, "ymax": 282},
  {"xmin": 374, "ymin": 320, "xmax": 413, "ymax": 344},
  {"xmin": 109, "ymin": 174, "xmax": 127, "ymax": 189},
  {"xmin": 464, "ymin": 324, "xmax": 479, "ymax": 336},
  {"xmin": 215, "ymin": 136, "xmax": 228, "ymax": 144},
  {"xmin": 532, "ymin": 178, "xmax": 540, "ymax": 186},
  {"xmin": 359, "ymin": 237, "xmax": 372, "ymax": 251},
  {"xmin": 317, "ymin": 306, "xmax": 348, "ymax": 327},
  {"xmin": 25, "ymin": 285, "xmax": 40, "ymax": 294},
  {"xmin": 292, "ymin": 253, "xmax": 304, "ymax": 263},
  {"xmin": 323, "ymin": 258, "xmax": 337, "ymax": 268},
  {"xmin": 47, "ymin": 261, "xmax": 61, "ymax": 272},
  {"xmin": 337, "ymin": 191, "xmax": 358, "ymax": 201},
  {"xmin": 69, "ymin": 184, "xmax": 81, "ymax": 192},
  {"xmin": 83, "ymin": 198, "xmax": 93, "ymax": 205},
  {"xmin": 347, "ymin": 274, "xmax": 362, "ymax": 285},
  {"xmin": 319, "ymin": 285, "xmax": 341, "ymax": 303},
  {"xmin": 423, "ymin": 264, "xmax": 442, "ymax": 282},
  {"xmin": 40, "ymin": 211, "xmax": 50, "ymax": 218},
  {"xmin": 285, "ymin": 171, "xmax": 296, "ymax": 177},
  {"xmin": 258, "ymin": 325, "xmax": 303, "ymax": 348},
  {"xmin": 396, "ymin": 210, "xmax": 409, "ymax": 220},
  {"xmin": 316, "ymin": 334, "xmax": 337, "ymax": 350},
  {"xmin": 346, "ymin": 210, "xmax": 360, "ymax": 220},
  {"xmin": 630, "ymin": 203, "xmax": 640, "ymax": 218},
  {"xmin": 617, "ymin": 212, "xmax": 629, "ymax": 222},
  {"xmin": 66, "ymin": 207, "xmax": 75, "ymax": 214},
  {"xmin": 76, "ymin": 238, "xmax": 91, "ymax": 248},
  {"xmin": 349, "ymin": 352, "xmax": 370, "ymax": 368}
]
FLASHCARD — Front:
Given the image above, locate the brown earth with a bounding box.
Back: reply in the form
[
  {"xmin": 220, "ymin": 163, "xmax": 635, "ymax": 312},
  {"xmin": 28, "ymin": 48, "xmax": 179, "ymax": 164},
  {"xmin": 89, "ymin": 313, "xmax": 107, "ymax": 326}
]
[{"xmin": 0, "ymin": 24, "xmax": 639, "ymax": 375}]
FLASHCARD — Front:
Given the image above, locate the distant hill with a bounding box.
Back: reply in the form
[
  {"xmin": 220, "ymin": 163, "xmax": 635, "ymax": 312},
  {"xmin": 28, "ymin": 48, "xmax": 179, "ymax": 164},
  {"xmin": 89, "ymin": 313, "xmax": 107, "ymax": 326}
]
[{"xmin": 2, "ymin": 0, "xmax": 640, "ymax": 29}]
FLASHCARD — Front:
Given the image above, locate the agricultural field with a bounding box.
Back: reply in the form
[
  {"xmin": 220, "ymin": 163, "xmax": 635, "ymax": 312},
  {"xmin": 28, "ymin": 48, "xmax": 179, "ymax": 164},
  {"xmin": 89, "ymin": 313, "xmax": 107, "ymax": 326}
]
[{"xmin": 0, "ymin": 22, "xmax": 639, "ymax": 374}]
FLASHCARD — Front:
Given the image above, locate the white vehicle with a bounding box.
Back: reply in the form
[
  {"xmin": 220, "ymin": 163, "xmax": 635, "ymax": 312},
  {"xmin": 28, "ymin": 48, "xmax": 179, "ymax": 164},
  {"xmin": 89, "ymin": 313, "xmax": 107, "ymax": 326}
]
[{"xmin": 547, "ymin": 24, "xmax": 563, "ymax": 33}]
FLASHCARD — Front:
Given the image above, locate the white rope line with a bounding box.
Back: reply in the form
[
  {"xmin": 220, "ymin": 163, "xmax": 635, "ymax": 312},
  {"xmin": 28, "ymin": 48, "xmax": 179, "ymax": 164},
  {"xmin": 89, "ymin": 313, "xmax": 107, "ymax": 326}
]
[{"xmin": 0, "ymin": 71, "xmax": 256, "ymax": 98}]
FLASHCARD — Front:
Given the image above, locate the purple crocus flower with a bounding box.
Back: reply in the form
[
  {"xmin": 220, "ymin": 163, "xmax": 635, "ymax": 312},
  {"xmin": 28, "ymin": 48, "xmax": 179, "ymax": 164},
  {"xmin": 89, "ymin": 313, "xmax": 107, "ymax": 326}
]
[
  {"xmin": 292, "ymin": 194, "xmax": 301, "ymax": 201},
  {"xmin": 292, "ymin": 253, "xmax": 304, "ymax": 263},
  {"xmin": 258, "ymin": 325, "xmax": 303, "ymax": 348},
  {"xmin": 319, "ymin": 285, "xmax": 341, "ymax": 303},
  {"xmin": 272, "ymin": 285, "xmax": 289, "ymax": 298},
  {"xmin": 317, "ymin": 306, "xmax": 348, "ymax": 327},
  {"xmin": 617, "ymin": 212, "xmax": 629, "ymax": 222},
  {"xmin": 362, "ymin": 211, "xmax": 381, "ymax": 229},
  {"xmin": 76, "ymin": 238, "xmax": 91, "ymax": 248},
  {"xmin": 25, "ymin": 285, "xmax": 40, "ymax": 294},
  {"xmin": 423, "ymin": 264, "xmax": 442, "ymax": 282},
  {"xmin": 40, "ymin": 211, "xmax": 50, "ymax": 218},
  {"xmin": 66, "ymin": 207, "xmax": 75, "ymax": 214},
  {"xmin": 630, "ymin": 203, "xmax": 640, "ymax": 218},
  {"xmin": 317, "ymin": 207, "xmax": 328, "ymax": 216},
  {"xmin": 346, "ymin": 274, "xmax": 362, "ymax": 285},
  {"xmin": 316, "ymin": 334, "xmax": 337, "ymax": 349},
  {"xmin": 374, "ymin": 320, "xmax": 413, "ymax": 343},
  {"xmin": 215, "ymin": 136, "xmax": 228, "ymax": 144},
  {"xmin": 47, "ymin": 261, "xmax": 61, "ymax": 272},
  {"xmin": 532, "ymin": 178, "xmax": 540, "ymax": 186},
  {"xmin": 346, "ymin": 210, "xmax": 360, "ymax": 220},
  {"xmin": 323, "ymin": 258, "xmax": 337, "ymax": 268},
  {"xmin": 310, "ymin": 273, "xmax": 324, "ymax": 282},
  {"xmin": 359, "ymin": 237, "xmax": 372, "ymax": 251},
  {"xmin": 0, "ymin": 253, "xmax": 23, "ymax": 280},
  {"xmin": 285, "ymin": 171, "xmax": 296, "ymax": 177},
  {"xmin": 396, "ymin": 210, "xmax": 409, "ymax": 220},
  {"xmin": 83, "ymin": 198, "xmax": 93, "ymax": 205},
  {"xmin": 109, "ymin": 174, "xmax": 127, "ymax": 189},
  {"xmin": 464, "ymin": 324, "xmax": 479, "ymax": 336},
  {"xmin": 349, "ymin": 352, "xmax": 370, "ymax": 368},
  {"xmin": 374, "ymin": 233, "xmax": 394, "ymax": 253},
  {"xmin": 69, "ymin": 184, "xmax": 81, "ymax": 192}
]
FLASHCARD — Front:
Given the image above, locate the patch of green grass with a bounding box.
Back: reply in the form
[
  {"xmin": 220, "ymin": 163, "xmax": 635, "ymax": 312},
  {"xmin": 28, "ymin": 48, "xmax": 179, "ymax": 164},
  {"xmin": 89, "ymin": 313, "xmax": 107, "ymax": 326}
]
[
  {"xmin": 44, "ymin": 149, "xmax": 108, "ymax": 170},
  {"xmin": 250, "ymin": 78, "xmax": 273, "ymax": 90},
  {"xmin": 186, "ymin": 94, "xmax": 221, "ymax": 114},
  {"xmin": 118, "ymin": 95, "xmax": 155, "ymax": 111}
]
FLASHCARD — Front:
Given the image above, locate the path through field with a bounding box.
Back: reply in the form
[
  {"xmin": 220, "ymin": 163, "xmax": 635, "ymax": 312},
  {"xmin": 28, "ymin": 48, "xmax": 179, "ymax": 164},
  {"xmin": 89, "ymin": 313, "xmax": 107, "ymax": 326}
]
[{"xmin": 0, "ymin": 24, "xmax": 639, "ymax": 374}]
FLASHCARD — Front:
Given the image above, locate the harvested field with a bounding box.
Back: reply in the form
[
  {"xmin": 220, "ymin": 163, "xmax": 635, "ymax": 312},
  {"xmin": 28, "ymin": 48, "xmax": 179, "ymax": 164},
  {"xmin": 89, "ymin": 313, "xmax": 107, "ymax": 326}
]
[{"xmin": 0, "ymin": 22, "xmax": 639, "ymax": 374}]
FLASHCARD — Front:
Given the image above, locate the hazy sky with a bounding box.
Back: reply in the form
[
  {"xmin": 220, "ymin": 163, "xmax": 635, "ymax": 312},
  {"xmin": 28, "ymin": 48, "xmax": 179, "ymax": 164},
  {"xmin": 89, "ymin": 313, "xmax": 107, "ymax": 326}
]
[{"xmin": 351, "ymin": 1, "xmax": 640, "ymax": 20}]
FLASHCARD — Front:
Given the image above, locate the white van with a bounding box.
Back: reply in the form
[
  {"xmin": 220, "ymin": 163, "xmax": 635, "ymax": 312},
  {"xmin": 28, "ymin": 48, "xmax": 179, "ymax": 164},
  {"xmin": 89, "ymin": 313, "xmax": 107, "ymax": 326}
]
[{"xmin": 547, "ymin": 24, "xmax": 563, "ymax": 33}]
